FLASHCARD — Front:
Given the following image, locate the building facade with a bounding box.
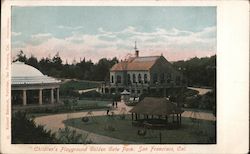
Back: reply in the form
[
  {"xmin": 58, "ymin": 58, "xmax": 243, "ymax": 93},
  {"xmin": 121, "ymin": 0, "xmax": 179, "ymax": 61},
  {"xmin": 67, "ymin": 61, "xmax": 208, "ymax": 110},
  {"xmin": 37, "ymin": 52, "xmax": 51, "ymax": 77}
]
[{"xmin": 101, "ymin": 46, "xmax": 186, "ymax": 96}]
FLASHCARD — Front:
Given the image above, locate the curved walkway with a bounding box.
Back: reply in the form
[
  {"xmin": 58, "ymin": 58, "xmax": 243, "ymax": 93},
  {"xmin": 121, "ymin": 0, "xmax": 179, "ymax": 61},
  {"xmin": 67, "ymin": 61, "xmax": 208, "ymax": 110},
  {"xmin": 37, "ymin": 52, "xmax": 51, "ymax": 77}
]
[
  {"xmin": 35, "ymin": 102, "xmax": 132, "ymax": 143},
  {"xmin": 78, "ymin": 88, "xmax": 98, "ymax": 94},
  {"xmin": 188, "ymin": 87, "xmax": 212, "ymax": 95},
  {"xmin": 34, "ymin": 101, "xmax": 215, "ymax": 143}
]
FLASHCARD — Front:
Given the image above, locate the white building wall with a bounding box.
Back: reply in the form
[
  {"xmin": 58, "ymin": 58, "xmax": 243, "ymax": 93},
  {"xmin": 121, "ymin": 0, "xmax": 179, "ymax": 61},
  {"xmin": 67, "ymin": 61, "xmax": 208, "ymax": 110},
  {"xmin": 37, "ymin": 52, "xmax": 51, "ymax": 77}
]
[
  {"xmin": 127, "ymin": 71, "xmax": 150, "ymax": 85},
  {"xmin": 110, "ymin": 71, "xmax": 124, "ymax": 85}
]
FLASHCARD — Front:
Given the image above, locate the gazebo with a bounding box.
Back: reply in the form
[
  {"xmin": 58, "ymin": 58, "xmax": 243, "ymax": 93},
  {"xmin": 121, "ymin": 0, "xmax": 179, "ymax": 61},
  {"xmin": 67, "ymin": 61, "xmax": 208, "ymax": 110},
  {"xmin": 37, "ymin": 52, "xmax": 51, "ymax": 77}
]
[
  {"xmin": 120, "ymin": 90, "xmax": 130, "ymax": 102},
  {"xmin": 11, "ymin": 61, "xmax": 61, "ymax": 106},
  {"xmin": 129, "ymin": 97, "xmax": 184, "ymax": 129}
]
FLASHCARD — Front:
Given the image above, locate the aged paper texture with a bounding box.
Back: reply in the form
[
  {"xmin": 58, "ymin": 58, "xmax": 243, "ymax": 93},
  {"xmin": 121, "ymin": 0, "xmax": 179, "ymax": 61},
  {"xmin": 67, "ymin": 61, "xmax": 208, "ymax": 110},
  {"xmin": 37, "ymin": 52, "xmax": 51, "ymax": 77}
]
[{"xmin": 1, "ymin": 0, "xmax": 249, "ymax": 154}]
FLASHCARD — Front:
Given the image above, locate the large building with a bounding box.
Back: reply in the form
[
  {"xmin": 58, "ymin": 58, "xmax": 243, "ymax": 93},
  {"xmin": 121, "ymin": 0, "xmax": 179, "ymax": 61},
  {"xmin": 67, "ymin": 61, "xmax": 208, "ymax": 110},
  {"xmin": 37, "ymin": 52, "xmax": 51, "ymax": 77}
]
[
  {"xmin": 101, "ymin": 44, "xmax": 186, "ymax": 96},
  {"xmin": 11, "ymin": 61, "xmax": 61, "ymax": 106}
]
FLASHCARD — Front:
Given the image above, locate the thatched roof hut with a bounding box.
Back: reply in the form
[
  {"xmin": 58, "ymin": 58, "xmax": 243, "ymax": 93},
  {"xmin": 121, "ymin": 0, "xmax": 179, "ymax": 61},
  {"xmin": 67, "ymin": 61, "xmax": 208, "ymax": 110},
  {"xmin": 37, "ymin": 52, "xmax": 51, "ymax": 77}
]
[
  {"xmin": 129, "ymin": 97, "xmax": 184, "ymax": 115},
  {"xmin": 129, "ymin": 97, "xmax": 184, "ymax": 129}
]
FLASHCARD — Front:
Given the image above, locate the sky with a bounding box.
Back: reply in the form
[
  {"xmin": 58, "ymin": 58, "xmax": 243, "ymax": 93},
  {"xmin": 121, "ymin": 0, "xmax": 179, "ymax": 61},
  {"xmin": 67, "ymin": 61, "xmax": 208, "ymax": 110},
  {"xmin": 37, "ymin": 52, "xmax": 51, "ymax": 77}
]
[{"xmin": 11, "ymin": 6, "xmax": 216, "ymax": 63}]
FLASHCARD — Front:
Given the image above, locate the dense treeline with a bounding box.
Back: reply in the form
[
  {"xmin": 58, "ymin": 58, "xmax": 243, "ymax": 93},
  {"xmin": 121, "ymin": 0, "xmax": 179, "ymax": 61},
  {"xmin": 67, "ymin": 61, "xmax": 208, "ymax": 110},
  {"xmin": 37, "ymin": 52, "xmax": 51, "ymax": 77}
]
[
  {"xmin": 15, "ymin": 50, "xmax": 118, "ymax": 81},
  {"xmin": 173, "ymin": 55, "xmax": 216, "ymax": 88},
  {"xmin": 14, "ymin": 50, "xmax": 216, "ymax": 87}
]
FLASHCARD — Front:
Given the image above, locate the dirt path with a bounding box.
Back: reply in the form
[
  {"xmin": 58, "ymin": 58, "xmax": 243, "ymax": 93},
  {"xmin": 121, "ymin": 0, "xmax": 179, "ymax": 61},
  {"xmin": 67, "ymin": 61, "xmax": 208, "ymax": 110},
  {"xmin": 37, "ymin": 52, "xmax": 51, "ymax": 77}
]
[
  {"xmin": 78, "ymin": 88, "xmax": 98, "ymax": 94},
  {"xmin": 35, "ymin": 102, "xmax": 132, "ymax": 143},
  {"xmin": 34, "ymin": 101, "xmax": 215, "ymax": 143},
  {"xmin": 188, "ymin": 87, "xmax": 212, "ymax": 95}
]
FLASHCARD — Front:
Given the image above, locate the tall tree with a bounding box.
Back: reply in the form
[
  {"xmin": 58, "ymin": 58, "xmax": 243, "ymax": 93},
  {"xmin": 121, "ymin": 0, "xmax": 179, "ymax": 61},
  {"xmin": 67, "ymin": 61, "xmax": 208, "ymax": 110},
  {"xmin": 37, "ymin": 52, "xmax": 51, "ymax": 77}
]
[
  {"xmin": 26, "ymin": 54, "xmax": 39, "ymax": 69},
  {"xmin": 15, "ymin": 50, "xmax": 27, "ymax": 62}
]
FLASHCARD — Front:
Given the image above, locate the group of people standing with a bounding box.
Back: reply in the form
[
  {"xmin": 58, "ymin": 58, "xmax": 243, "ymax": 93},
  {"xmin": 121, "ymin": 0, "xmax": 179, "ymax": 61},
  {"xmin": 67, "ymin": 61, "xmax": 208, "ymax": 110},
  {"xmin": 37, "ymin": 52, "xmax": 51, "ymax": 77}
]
[{"xmin": 106, "ymin": 100, "xmax": 118, "ymax": 115}]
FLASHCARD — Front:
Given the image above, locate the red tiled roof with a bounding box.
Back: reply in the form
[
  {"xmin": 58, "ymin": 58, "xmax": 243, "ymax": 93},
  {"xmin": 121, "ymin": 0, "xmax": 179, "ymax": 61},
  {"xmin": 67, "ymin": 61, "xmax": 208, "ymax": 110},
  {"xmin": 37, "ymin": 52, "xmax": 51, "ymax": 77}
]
[
  {"xmin": 110, "ymin": 61, "xmax": 128, "ymax": 71},
  {"xmin": 110, "ymin": 56, "xmax": 160, "ymax": 71}
]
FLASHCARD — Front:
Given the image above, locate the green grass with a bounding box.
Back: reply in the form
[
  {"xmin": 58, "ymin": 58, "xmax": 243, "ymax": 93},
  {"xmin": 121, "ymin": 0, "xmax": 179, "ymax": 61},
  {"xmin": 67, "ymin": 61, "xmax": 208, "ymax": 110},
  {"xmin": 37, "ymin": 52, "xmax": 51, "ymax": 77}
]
[
  {"xmin": 63, "ymin": 115, "xmax": 216, "ymax": 144},
  {"xmin": 75, "ymin": 100, "xmax": 111, "ymax": 108},
  {"xmin": 24, "ymin": 100, "xmax": 112, "ymax": 118},
  {"xmin": 61, "ymin": 80, "xmax": 101, "ymax": 91}
]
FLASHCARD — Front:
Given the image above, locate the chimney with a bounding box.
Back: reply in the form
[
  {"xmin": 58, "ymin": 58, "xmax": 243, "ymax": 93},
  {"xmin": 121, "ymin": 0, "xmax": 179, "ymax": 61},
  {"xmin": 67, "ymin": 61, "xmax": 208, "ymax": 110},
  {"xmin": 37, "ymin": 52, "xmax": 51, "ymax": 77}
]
[
  {"xmin": 134, "ymin": 41, "xmax": 139, "ymax": 58},
  {"xmin": 135, "ymin": 50, "xmax": 139, "ymax": 58}
]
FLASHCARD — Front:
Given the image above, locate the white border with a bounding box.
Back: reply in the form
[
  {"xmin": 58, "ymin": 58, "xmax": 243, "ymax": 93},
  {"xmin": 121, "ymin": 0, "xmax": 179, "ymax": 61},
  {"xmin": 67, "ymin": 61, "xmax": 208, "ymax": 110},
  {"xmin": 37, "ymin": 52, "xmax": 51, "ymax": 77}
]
[{"xmin": 1, "ymin": 1, "xmax": 249, "ymax": 154}]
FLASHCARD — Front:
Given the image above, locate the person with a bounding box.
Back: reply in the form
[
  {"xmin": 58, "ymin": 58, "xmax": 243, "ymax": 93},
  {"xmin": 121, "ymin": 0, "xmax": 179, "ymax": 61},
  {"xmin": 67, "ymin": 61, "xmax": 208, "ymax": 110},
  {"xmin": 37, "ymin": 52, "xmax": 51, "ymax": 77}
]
[
  {"xmin": 115, "ymin": 101, "xmax": 118, "ymax": 108},
  {"xmin": 107, "ymin": 109, "xmax": 109, "ymax": 115},
  {"xmin": 112, "ymin": 101, "xmax": 114, "ymax": 107}
]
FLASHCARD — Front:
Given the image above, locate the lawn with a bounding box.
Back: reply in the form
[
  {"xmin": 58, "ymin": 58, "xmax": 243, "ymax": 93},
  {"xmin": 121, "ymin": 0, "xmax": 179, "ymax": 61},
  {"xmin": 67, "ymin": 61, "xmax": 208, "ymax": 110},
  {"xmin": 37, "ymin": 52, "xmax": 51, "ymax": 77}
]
[
  {"xmin": 75, "ymin": 100, "xmax": 112, "ymax": 108},
  {"xmin": 63, "ymin": 115, "xmax": 216, "ymax": 144},
  {"xmin": 25, "ymin": 100, "xmax": 112, "ymax": 118},
  {"xmin": 60, "ymin": 80, "xmax": 101, "ymax": 91}
]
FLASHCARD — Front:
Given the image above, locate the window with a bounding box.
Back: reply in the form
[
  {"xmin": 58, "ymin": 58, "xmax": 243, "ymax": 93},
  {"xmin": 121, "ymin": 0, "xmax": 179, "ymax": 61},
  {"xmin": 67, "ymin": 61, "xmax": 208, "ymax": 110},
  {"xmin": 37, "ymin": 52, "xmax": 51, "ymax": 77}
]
[
  {"xmin": 176, "ymin": 76, "xmax": 181, "ymax": 85},
  {"xmin": 167, "ymin": 73, "xmax": 172, "ymax": 83},
  {"xmin": 116, "ymin": 75, "xmax": 121, "ymax": 84},
  {"xmin": 153, "ymin": 73, "xmax": 158, "ymax": 84},
  {"xmin": 111, "ymin": 75, "xmax": 114, "ymax": 83},
  {"xmin": 137, "ymin": 90, "xmax": 140, "ymax": 94},
  {"xmin": 127, "ymin": 74, "xmax": 131, "ymax": 84},
  {"xmin": 133, "ymin": 74, "xmax": 136, "ymax": 83},
  {"xmin": 160, "ymin": 73, "xmax": 165, "ymax": 83},
  {"xmin": 138, "ymin": 74, "xmax": 142, "ymax": 83},
  {"xmin": 144, "ymin": 74, "xmax": 148, "ymax": 83}
]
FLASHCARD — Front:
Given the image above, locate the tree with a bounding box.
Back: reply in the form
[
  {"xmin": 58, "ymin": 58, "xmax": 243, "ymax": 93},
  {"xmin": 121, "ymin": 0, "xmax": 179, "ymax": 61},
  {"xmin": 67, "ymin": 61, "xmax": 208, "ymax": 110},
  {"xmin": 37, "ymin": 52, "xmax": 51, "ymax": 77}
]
[
  {"xmin": 52, "ymin": 52, "xmax": 63, "ymax": 69},
  {"xmin": 12, "ymin": 50, "xmax": 117, "ymax": 81},
  {"xmin": 12, "ymin": 111, "xmax": 57, "ymax": 143},
  {"xmin": 15, "ymin": 50, "xmax": 27, "ymax": 62},
  {"xmin": 93, "ymin": 58, "xmax": 111, "ymax": 81},
  {"xmin": 173, "ymin": 55, "xmax": 216, "ymax": 87},
  {"xmin": 26, "ymin": 55, "xmax": 39, "ymax": 69},
  {"xmin": 57, "ymin": 127, "xmax": 91, "ymax": 144}
]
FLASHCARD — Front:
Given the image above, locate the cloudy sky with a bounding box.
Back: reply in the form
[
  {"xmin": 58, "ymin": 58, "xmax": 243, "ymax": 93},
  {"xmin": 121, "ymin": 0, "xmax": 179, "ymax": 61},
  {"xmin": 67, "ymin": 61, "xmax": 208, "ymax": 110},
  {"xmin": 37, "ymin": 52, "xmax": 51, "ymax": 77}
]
[{"xmin": 12, "ymin": 6, "xmax": 216, "ymax": 63}]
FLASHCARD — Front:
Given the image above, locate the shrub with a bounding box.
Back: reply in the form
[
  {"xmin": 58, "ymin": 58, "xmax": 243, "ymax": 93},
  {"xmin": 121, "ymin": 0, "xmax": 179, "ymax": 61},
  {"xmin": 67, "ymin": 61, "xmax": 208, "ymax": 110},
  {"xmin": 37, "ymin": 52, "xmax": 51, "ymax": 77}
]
[
  {"xmin": 57, "ymin": 127, "xmax": 92, "ymax": 144},
  {"xmin": 12, "ymin": 111, "xmax": 57, "ymax": 143},
  {"xmin": 12, "ymin": 111, "xmax": 93, "ymax": 144}
]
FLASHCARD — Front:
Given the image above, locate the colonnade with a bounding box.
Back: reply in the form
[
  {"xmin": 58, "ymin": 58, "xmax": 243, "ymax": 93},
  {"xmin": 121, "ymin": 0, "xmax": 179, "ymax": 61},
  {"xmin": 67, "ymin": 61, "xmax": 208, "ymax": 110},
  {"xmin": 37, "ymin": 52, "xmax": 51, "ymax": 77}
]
[{"xmin": 21, "ymin": 88, "xmax": 60, "ymax": 106}]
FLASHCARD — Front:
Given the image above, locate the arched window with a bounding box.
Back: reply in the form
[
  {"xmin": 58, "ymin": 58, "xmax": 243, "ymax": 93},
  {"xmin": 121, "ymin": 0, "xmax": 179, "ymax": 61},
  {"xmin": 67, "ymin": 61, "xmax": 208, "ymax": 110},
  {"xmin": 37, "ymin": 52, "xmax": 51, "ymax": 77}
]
[
  {"xmin": 127, "ymin": 74, "xmax": 131, "ymax": 84},
  {"xmin": 167, "ymin": 73, "xmax": 172, "ymax": 83},
  {"xmin": 111, "ymin": 75, "xmax": 114, "ymax": 83},
  {"xmin": 144, "ymin": 74, "xmax": 148, "ymax": 83},
  {"xmin": 116, "ymin": 75, "xmax": 121, "ymax": 84},
  {"xmin": 153, "ymin": 73, "xmax": 158, "ymax": 84},
  {"xmin": 160, "ymin": 73, "xmax": 165, "ymax": 83},
  {"xmin": 133, "ymin": 74, "xmax": 136, "ymax": 83},
  {"xmin": 138, "ymin": 74, "xmax": 142, "ymax": 83}
]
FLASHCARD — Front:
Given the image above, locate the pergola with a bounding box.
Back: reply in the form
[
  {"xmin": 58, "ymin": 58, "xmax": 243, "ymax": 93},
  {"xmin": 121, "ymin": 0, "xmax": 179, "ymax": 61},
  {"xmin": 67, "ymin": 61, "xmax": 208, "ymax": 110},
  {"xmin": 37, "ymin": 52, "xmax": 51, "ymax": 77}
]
[
  {"xmin": 129, "ymin": 97, "xmax": 184, "ymax": 129},
  {"xmin": 11, "ymin": 61, "xmax": 61, "ymax": 106}
]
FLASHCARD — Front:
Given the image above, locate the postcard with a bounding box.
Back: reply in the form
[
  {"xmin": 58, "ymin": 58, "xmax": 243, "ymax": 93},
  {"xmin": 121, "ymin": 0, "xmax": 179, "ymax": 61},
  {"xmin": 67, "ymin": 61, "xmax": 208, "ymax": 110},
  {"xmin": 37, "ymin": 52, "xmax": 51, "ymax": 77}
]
[{"xmin": 1, "ymin": 0, "xmax": 249, "ymax": 153}]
